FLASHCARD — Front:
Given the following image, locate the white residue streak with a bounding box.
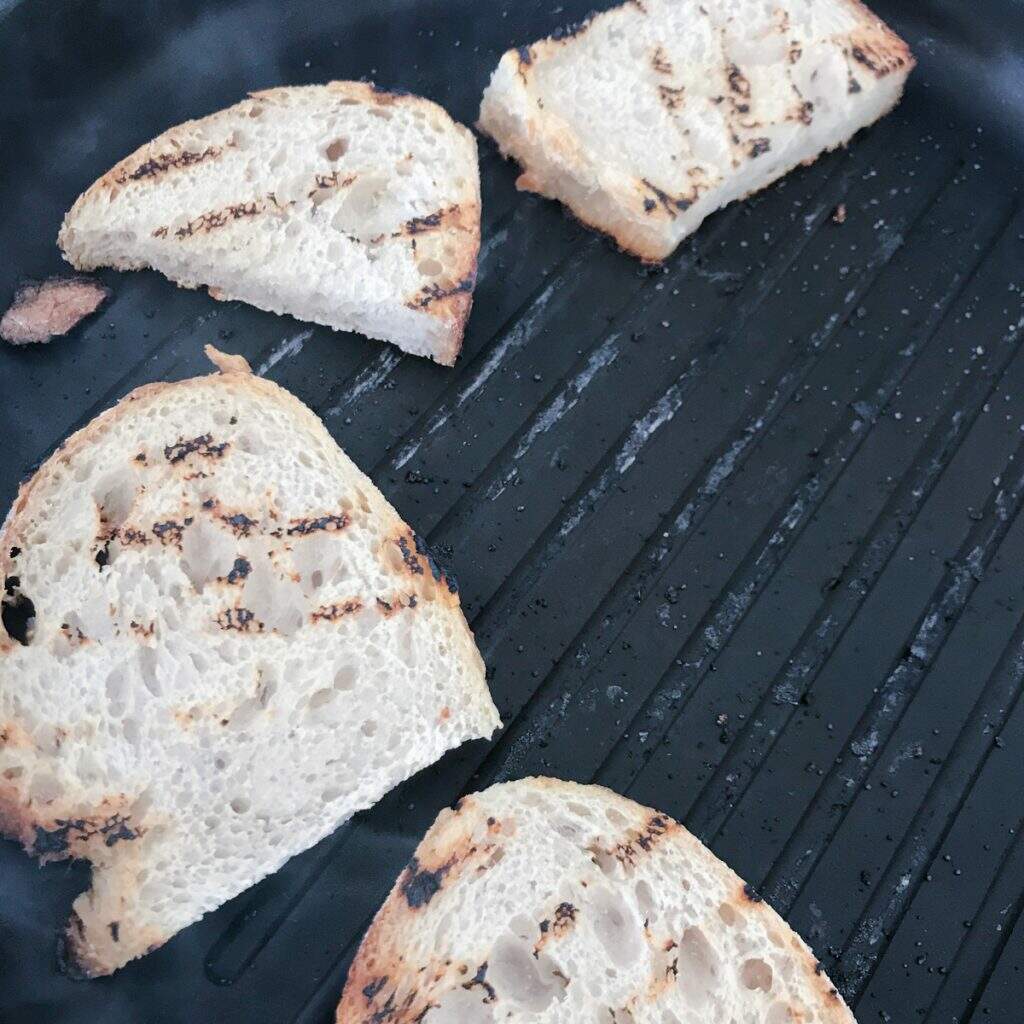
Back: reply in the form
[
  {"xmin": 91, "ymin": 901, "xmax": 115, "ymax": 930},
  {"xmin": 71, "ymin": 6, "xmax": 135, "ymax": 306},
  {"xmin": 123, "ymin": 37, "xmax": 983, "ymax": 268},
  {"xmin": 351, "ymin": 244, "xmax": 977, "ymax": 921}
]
[
  {"xmin": 616, "ymin": 379, "xmax": 688, "ymax": 474},
  {"xmin": 256, "ymin": 328, "xmax": 313, "ymax": 377},
  {"xmin": 512, "ymin": 335, "xmax": 619, "ymax": 460},
  {"xmin": 394, "ymin": 279, "xmax": 558, "ymax": 469},
  {"xmin": 326, "ymin": 349, "xmax": 402, "ymax": 417}
]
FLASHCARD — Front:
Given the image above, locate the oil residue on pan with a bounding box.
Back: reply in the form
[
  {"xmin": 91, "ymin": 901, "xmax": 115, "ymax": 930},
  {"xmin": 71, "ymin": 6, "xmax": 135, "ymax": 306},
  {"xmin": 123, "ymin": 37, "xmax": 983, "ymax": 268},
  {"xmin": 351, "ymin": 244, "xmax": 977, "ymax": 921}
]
[{"xmin": 1, "ymin": 1, "xmax": 1023, "ymax": 1022}]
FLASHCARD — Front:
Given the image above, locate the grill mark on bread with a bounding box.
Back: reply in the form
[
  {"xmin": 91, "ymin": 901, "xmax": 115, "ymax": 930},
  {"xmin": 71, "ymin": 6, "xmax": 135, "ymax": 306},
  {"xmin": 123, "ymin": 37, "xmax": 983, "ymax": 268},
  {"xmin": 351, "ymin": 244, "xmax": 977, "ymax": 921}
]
[
  {"xmin": 397, "ymin": 205, "xmax": 462, "ymax": 237},
  {"xmin": 650, "ymin": 46, "xmax": 672, "ymax": 75},
  {"xmin": 286, "ymin": 513, "xmax": 349, "ymax": 536},
  {"xmin": 726, "ymin": 63, "xmax": 751, "ymax": 99},
  {"xmin": 163, "ymin": 433, "xmax": 229, "ymax": 464},
  {"xmin": 152, "ymin": 518, "xmax": 190, "ymax": 547},
  {"xmin": 406, "ymin": 276, "xmax": 474, "ymax": 310},
  {"xmin": 308, "ymin": 171, "xmax": 357, "ymax": 197},
  {"xmin": 33, "ymin": 812, "xmax": 139, "ymax": 858},
  {"xmin": 115, "ymin": 145, "xmax": 221, "ymax": 184},
  {"xmin": 640, "ymin": 178, "xmax": 693, "ymax": 217},
  {"xmin": 658, "ymin": 84, "xmax": 686, "ymax": 111},
  {"xmin": 310, "ymin": 599, "xmax": 362, "ymax": 623},
  {"xmin": 462, "ymin": 961, "xmax": 497, "ymax": 1002},
  {"xmin": 172, "ymin": 200, "xmax": 265, "ymax": 239},
  {"xmin": 400, "ymin": 854, "xmax": 456, "ymax": 908},
  {"xmin": 214, "ymin": 607, "xmax": 261, "ymax": 632},
  {"xmin": 220, "ymin": 512, "xmax": 258, "ymax": 537}
]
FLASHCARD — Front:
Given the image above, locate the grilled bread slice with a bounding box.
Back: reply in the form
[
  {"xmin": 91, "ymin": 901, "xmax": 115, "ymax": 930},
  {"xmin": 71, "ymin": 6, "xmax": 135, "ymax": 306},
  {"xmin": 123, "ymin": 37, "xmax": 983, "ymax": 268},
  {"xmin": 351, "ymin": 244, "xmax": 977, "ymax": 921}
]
[
  {"xmin": 339, "ymin": 777, "xmax": 854, "ymax": 1024},
  {"xmin": 0, "ymin": 346, "xmax": 499, "ymax": 976},
  {"xmin": 479, "ymin": 0, "xmax": 913, "ymax": 261},
  {"xmin": 59, "ymin": 82, "xmax": 481, "ymax": 364}
]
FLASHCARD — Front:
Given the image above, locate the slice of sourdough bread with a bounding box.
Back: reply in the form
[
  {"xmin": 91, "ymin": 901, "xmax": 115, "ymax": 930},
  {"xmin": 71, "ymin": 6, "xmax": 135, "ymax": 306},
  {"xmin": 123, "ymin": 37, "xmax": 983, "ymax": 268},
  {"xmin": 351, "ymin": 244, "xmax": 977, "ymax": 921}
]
[
  {"xmin": 339, "ymin": 777, "xmax": 854, "ymax": 1024},
  {"xmin": 0, "ymin": 346, "xmax": 499, "ymax": 976},
  {"xmin": 59, "ymin": 82, "xmax": 481, "ymax": 364},
  {"xmin": 478, "ymin": 0, "xmax": 913, "ymax": 261}
]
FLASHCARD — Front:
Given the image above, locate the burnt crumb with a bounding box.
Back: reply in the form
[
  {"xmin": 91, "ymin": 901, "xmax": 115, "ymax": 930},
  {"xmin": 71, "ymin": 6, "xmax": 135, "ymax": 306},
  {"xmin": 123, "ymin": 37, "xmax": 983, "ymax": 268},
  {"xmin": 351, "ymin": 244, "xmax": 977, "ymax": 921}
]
[
  {"xmin": 163, "ymin": 433, "xmax": 229, "ymax": 464},
  {"xmin": 798, "ymin": 100, "xmax": 814, "ymax": 125},
  {"xmin": 400, "ymin": 856, "xmax": 453, "ymax": 908},
  {"xmin": 119, "ymin": 527, "xmax": 150, "ymax": 547},
  {"xmin": 789, "ymin": 44, "xmax": 802, "ymax": 64},
  {"xmin": 109, "ymin": 921, "xmax": 120, "ymax": 943},
  {"xmin": 643, "ymin": 198, "xmax": 657, "ymax": 213},
  {"xmin": 221, "ymin": 512, "xmax": 258, "ymax": 537},
  {"xmin": 215, "ymin": 607, "xmax": 261, "ymax": 632},
  {"xmin": 225, "ymin": 557, "xmax": 251, "ymax": 584},
  {"xmin": 129, "ymin": 620, "xmax": 155, "ymax": 638},
  {"xmin": 152, "ymin": 519, "xmax": 187, "ymax": 546},
  {"xmin": 362, "ymin": 976, "xmax": 388, "ymax": 1001},
  {"xmin": 94, "ymin": 543, "xmax": 110, "ymax": 569},
  {"xmin": 462, "ymin": 961, "xmax": 497, "ymax": 1003},
  {"xmin": 376, "ymin": 597, "xmax": 393, "ymax": 613},
  {"xmin": 202, "ymin": 499, "xmax": 216, "ymax": 510},
  {"xmin": 407, "ymin": 277, "xmax": 474, "ymax": 310},
  {"xmin": 9, "ymin": 547, "xmax": 20, "ymax": 558},
  {"xmin": 743, "ymin": 882, "xmax": 764, "ymax": 902},
  {"xmin": 3, "ymin": 575, "xmax": 19, "ymax": 594},
  {"xmin": 748, "ymin": 137, "xmax": 771, "ymax": 158},
  {"xmin": 286, "ymin": 513, "xmax": 349, "ymax": 536},
  {"xmin": 727, "ymin": 63, "xmax": 751, "ymax": 99},
  {"xmin": 848, "ymin": 75, "xmax": 862, "ymax": 94},
  {"xmin": 815, "ymin": 960, "xmax": 826, "ymax": 975},
  {"xmin": 134, "ymin": 452, "xmax": 146, "ymax": 463},
  {"xmin": 311, "ymin": 600, "xmax": 362, "ymax": 623},
  {"xmin": 115, "ymin": 146, "xmax": 220, "ymax": 184}
]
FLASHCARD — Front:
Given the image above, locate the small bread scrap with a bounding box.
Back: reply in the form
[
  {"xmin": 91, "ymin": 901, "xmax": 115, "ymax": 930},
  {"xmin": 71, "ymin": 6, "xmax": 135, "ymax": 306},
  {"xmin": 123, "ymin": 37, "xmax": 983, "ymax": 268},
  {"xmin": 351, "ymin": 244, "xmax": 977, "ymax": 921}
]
[
  {"xmin": 339, "ymin": 777, "xmax": 855, "ymax": 1023},
  {"xmin": 479, "ymin": 0, "xmax": 913, "ymax": 261},
  {"xmin": 1, "ymin": 275, "xmax": 110, "ymax": 345}
]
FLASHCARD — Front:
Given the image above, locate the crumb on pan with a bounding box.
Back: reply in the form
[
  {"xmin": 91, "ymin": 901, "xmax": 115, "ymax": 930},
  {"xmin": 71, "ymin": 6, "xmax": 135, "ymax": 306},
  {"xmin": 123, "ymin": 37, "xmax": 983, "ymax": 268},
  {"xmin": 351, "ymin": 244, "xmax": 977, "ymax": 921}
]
[{"xmin": 1, "ymin": 276, "xmax": 110, "ymax": 346}]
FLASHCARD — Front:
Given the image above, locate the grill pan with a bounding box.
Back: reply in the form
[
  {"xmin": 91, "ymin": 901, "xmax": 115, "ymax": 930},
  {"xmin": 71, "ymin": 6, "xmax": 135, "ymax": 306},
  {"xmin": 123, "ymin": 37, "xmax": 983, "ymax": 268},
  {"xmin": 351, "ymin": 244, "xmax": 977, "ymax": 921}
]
[{"xmin": 2, "ymin": 1, "xmax": 1024, "ymax": 1021}]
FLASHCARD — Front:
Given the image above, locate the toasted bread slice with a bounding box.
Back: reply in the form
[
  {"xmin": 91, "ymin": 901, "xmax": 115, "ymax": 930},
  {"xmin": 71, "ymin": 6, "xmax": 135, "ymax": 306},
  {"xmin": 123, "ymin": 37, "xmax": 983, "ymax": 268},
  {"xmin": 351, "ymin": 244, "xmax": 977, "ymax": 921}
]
[
  {"xmin": 339, "ymin": 777, "xmax": 854, "ymax": 1023},
  {"xmin": 479, "ymin": 0, "xmax": 913, "ymax": 261},
  {"xmin": 59, "ymin": 82, "xmax": 481, "ymax": 364},
  {"xmin": 0, "ymin": 346, "xmax": 499, "ymax": 976}
]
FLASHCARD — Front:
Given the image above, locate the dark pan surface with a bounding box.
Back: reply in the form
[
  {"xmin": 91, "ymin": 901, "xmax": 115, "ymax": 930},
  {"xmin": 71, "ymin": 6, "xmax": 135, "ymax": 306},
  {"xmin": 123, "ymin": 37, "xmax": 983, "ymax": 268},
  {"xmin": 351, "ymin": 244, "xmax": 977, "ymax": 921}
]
[{"xmin": 2, "ymin": 1, "xmax": 1023, "ymax": 1021}]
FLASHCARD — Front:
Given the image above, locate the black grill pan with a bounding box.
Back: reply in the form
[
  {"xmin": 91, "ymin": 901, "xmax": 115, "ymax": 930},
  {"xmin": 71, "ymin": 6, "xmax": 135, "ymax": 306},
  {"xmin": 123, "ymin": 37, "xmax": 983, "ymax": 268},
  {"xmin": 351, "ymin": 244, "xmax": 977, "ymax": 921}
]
[{"xmin": 1, "ymin": 1, "xmax": 1023, "ymax": 1021}]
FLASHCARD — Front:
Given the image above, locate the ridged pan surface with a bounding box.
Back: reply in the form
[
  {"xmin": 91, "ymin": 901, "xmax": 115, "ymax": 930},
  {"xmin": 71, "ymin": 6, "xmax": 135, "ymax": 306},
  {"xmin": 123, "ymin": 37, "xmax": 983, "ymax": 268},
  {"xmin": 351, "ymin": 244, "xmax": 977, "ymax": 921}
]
[{"xmin": 1, "ymin": 1, "xmax": 1023, "ymax": 1021}]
